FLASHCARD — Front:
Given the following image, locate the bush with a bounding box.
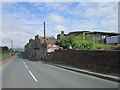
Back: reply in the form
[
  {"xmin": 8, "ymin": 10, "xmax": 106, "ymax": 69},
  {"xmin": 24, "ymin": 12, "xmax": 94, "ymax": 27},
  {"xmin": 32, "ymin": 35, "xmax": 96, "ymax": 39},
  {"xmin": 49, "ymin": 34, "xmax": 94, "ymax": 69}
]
[
  {"xmin": 57, "ymin": 35, "xmax": 75, "ymax": 49},
  {"xmin": 0, "ymin": 46, "xmax": 9, "ymax": 52},
  {"xmin": 72, "ymin": 40, "xmax": 96, "ymax": 50},
  {"xmin": 57, "ymin": 34, "xmax": 96, "ymax": 50}
]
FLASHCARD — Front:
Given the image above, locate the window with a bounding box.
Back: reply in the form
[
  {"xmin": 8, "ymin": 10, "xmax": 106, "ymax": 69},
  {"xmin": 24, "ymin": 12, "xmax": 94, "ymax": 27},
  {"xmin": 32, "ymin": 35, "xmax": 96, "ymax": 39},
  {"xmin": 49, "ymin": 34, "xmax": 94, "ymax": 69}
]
[{"xmin": 34, "ymin": 43, "xmax": 39, "ymax": 49}]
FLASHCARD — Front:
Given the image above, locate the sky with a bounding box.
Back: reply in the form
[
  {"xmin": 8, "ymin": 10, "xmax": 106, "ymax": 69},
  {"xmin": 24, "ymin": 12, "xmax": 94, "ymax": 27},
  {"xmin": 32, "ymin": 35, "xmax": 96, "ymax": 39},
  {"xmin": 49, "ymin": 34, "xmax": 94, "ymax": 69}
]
[{"xmin": 1, "ymin": 2, "xmax": 118, "ymax": 49}]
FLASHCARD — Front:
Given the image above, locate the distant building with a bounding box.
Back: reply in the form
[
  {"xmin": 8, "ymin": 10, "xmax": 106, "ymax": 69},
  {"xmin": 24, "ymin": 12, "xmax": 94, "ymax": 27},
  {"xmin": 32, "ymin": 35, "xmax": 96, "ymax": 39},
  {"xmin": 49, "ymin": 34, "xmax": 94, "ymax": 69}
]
[
  {"xmin": 67, "ymin": 31, "xmax": 120, "ymax": 44},
  {"xmin": 46, "ymin": 36, "xmax": 59, "ymax": 53},
  {"xmin": 57, "ymin": 31, "xmax": 66, "ymax": 40},
  {"xmin": 106, "ymin": 35, "xmax": 120, "ymax": 44},
  {"xmin": 67, "ymin": 31, "xmax": 90, "ymax": 36}
]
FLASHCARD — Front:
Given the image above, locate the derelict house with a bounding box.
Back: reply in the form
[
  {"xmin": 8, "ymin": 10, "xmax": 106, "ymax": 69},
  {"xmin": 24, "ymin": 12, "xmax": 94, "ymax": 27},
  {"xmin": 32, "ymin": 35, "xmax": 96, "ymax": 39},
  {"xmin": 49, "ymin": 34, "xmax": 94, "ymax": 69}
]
[
  {"xmin": 25, "ymin": 35, "xmax": 59, "ymax": 60},
  {"xmin": 25, "ymin": 35, "xmax": 46, "ymax": 59}
]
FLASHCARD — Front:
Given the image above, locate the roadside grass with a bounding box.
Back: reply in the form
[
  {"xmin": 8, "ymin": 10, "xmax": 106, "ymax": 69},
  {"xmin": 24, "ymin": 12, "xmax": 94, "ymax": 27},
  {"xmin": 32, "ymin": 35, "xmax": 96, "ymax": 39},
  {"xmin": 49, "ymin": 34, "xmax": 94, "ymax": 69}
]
[
  {"xmin": 0, "ymin": 52, "xmax": 11, "ymax": 60},
  {"xmin": 94, "ymin": 44, "xmax": 113, "ymax": 47},
  {"xmin": 94, "ymin": 44, "xmax": 120, "ymax": 50}
]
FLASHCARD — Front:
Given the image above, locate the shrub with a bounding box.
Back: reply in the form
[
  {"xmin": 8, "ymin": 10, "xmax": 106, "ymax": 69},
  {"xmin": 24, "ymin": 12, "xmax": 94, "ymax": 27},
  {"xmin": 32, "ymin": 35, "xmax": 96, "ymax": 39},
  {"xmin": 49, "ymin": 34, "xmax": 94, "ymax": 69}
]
[
  {"xmin": 57, "ymin": 35, "xmax": 75, "ymax": 49},
  {"xmin": 0, "ymin": 46, "xmax": 9, "ymax": 52},
  {"xmin": 57, "ymin": 34, "xmax": 96, "ymax": 50},
  {"xmin": 72, "ymin": 40, "xmax": 96, "ymax": 50}
]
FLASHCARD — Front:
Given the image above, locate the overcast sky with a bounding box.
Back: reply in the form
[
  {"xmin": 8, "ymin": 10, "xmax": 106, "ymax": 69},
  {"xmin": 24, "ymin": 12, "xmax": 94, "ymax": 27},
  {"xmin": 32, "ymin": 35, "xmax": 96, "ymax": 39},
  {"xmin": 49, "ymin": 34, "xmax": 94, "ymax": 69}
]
[{"xmin": 1, "ymin": 2, "xmax": 118, "ymax": 48}]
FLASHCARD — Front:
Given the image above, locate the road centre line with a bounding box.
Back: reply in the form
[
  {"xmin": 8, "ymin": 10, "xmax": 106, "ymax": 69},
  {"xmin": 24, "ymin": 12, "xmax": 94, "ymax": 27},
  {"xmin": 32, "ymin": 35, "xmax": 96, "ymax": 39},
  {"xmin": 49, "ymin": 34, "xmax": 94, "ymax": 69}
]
[
  {"xmin": 23, "ymin": 61, "xmax": 25, "ymax": 64},
  {"xmin": 29, "ymin": 70, "xmax": 38, "ymax": 82},
  {"xmin": 21, "ymin": 59, "xmax": 37, "ymax": 82},
  {"xmin": 25, "ymin": 64, "xmax": 28, "ymax": 69}
]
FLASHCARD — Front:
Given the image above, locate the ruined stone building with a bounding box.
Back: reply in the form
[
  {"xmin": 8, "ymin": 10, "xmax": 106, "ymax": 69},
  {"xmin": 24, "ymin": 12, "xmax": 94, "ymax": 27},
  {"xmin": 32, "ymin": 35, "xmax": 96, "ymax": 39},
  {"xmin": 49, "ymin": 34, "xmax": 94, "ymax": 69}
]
[
  {"xmin": 46, "ymin": 36, "xmax": 59, "ymax": 53},
  {"xmin": 25, "ymin": 35, "xmax": 59, "ymax": 59}
]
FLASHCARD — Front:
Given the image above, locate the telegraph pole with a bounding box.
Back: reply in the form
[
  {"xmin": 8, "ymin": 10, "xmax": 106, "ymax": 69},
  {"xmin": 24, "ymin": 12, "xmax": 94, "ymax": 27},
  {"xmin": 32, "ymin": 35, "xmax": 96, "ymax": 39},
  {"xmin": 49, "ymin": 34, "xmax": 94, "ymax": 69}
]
[
  {"xmin": 43, "ymin": 22, "xmax": 47, "ymax": 60},
  {"xmin": 43, "ymin": 22, "xmax": 46, "ymax": 44}
]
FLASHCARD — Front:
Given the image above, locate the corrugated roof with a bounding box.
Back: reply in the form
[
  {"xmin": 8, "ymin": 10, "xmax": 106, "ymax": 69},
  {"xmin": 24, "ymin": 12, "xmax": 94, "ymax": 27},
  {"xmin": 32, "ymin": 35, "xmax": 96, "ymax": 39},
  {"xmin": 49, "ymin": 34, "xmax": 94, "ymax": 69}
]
[{"xmin": 67, "ymin": 31, "xmax": 120, "ymax": 36}]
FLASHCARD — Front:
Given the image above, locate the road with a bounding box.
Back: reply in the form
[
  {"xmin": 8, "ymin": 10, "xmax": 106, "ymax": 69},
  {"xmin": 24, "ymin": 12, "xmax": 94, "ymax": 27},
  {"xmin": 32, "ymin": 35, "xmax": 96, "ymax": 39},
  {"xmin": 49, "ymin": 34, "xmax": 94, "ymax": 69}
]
[{"xmin": 2, "ymin": 52, "xmax": 119, "ymax": 88}]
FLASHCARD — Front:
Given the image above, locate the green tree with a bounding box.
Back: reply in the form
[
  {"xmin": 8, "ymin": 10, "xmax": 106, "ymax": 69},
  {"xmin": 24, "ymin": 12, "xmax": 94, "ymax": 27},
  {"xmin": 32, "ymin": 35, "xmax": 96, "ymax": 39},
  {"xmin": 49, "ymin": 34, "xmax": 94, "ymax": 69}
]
[
  {"xmin": 1, "ymin": 46, "xmax": 9, "ymax": 52},
  {"xmin": 72, "ymin": 40, "xmax": 95, "ymax": 50},
  {"xmin": 57, "ymin": 35, "xmax": 75, "ymax": 49},
  {"xmin": 57, "ymin": 34, "xmax": 96, "ymax": 50},
  {"xmin": 85, "ymin": 34, "xmax": 94, "ymax": 41}
]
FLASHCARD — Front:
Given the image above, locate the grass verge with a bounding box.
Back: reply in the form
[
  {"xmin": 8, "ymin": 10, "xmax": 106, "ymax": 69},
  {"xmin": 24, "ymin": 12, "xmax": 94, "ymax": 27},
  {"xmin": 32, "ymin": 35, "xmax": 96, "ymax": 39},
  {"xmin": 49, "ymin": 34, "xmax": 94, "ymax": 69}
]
[
  {"xmin": 94, "ymin": 44, "xmax": 120, "ymax": 50},
  {"xmin": 0, "ymin": 51, "xmax": 17, "ymax": 61}
]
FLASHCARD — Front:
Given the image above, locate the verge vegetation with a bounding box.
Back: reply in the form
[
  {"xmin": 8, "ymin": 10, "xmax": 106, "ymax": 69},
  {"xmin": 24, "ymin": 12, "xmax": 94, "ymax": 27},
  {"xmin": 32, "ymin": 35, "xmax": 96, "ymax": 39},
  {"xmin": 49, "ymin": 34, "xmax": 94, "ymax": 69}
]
[
  {"xmin": 0, "ymin": 46, "xmax": 17, "ymax": 60},
  {"xmin": 0, "ymin": 52, "xmax": 11, "ymax": 60},
  {"xmin": 57, "ymin": 34, "xmax": 120, "ymax": 50}
]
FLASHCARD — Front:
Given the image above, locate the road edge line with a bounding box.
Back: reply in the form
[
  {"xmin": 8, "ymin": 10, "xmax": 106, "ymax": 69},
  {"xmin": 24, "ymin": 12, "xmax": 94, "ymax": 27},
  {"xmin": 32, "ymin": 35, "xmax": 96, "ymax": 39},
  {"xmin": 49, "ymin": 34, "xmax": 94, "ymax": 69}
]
[{"xmin": 53, "ymin": 64, "xmax": 120, "ymax": 83}]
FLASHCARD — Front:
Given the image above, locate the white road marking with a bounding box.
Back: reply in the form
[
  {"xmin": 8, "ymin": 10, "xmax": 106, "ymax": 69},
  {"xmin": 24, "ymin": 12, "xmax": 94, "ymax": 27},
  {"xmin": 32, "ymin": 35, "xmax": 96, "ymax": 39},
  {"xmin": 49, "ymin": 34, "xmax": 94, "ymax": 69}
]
[
  {"xmin": 22, "ymin": 59, "xmax": 37, "ymax": 82},
  {"xmin": 23, "ymin": 62, "xmax": 25, "ymax": 65},
  {"xmin": 29, "ymin": 70, "xmax": 38, "ymax": 82},
  {"xmin": 25, "ymin": 64, "xmax": 28, "ymax": 69}
]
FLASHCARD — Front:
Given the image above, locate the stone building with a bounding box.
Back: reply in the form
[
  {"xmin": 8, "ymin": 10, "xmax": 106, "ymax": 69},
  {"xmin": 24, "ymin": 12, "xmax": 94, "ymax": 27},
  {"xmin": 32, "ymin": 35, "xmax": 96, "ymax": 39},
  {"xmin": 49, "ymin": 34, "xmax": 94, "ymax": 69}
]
[
  {"xmin": 33, "ymin": 35, "xmax": 45, "ymax": 58},
  {"xmin": 46, "ymin": 36, "xmax": 59, "ymax": 53},
  {"xmin": 57, "ymin": 31, "xmax": 66, "ymax": 40},
  {"xmin": 25, "ymin": 35, "xmax": 45, "ymax": 59},
  {"xmin": 25, "ymin": 35, "xmax": 59, "ymax": 60}
]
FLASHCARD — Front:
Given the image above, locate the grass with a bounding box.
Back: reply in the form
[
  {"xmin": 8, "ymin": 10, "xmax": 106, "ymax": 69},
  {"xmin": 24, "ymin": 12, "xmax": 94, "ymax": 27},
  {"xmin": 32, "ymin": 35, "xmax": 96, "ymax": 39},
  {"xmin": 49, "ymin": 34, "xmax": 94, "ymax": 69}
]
[
  {"xmin": 94, "ymin": 44, "xmax": 113, "ymax": 47},
  {"xmin": 93, "ymin": 44, "xmax": 120, "ymax": 50},
  {"xmin": 0, "ymin": 51, "xmax": 11, "ymax": 60}
]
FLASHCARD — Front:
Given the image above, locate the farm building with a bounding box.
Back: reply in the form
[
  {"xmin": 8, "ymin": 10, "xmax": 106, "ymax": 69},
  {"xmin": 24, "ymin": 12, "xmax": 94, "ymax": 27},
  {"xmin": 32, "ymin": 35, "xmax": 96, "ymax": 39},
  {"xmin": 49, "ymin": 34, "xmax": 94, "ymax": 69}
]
[{"xmin": 58, "ymin": 31, "xmax": 120, "ymax": 44}]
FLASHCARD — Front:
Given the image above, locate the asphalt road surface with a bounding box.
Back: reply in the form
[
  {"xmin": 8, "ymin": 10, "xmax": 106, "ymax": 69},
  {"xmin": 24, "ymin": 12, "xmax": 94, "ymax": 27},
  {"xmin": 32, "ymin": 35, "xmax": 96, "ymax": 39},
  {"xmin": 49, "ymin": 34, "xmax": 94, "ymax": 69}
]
[{"xmin": 2, "ymin": 52, "xmax": 119, "ymax": 88}]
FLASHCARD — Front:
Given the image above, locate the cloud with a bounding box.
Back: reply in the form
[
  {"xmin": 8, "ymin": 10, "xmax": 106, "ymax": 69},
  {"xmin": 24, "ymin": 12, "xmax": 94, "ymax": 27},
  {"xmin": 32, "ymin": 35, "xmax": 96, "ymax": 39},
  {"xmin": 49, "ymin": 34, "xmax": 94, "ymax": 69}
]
[
  {"xmin": 84, "ymin": 8, "xmax": 102, "ymax": 17},
  {"xmin": 70, "ymin": 2, "xmax": 118, "ymax": 32},
  {"xmin": 1, "ymin": 2, "xmax": 118, "ymax": 48},
  {"xmin": 33, "ymin": 2, "xmax": 72, "ymax": 13},
  {"xmin": 45, "ymin": 13, "xmax": 67, "ymax": 25},
  {"xmin": 54, "ymin": 25, "xmax": 68, "ymax": 32},
  {"xmin": 1, "ymin": 0, "xmax": 119, "ymax": 3},
  {"xmin": 97, "ymin": 19, "xmax": 118, "ymax": 32},
  {"xmin": 2, "ymin": 3, "xmax": 44, "ymax": 48},
  {"xmin": 68, "ymin": 19, "xmax": 96, "ymax": 32}
]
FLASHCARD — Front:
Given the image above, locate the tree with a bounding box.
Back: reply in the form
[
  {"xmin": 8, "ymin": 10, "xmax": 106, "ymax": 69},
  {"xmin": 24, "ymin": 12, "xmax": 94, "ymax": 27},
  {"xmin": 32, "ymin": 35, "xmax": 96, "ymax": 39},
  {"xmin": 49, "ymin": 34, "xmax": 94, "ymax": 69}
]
[
  {"xmin": 85, "ymin": 34, "xmax": 94, "ymax": 41},
  {"xmin": 1, "ymin": 46, "xmax": 9, "ymax": 52},
  {"xmin": 72, "ymin": 40, "xmax": 95, "ymax": 50},
  {"xmin": 71, "ymin": 34, "xmax": 96, "ymax": 50},
  {"xmin": 57, "ymin": 34, "xmax": 96, "ymax": 50},
  {"xmin": 57, "ymin": 35, "xmax": 75, "ymax": 49}
]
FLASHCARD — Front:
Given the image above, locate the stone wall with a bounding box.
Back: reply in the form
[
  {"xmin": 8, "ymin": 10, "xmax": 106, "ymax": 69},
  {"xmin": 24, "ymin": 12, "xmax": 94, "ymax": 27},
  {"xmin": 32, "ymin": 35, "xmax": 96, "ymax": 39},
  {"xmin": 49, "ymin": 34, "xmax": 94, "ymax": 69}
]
[{"xmin": 47, "ymin": 50, "xmax": 120, "ymax": 74}]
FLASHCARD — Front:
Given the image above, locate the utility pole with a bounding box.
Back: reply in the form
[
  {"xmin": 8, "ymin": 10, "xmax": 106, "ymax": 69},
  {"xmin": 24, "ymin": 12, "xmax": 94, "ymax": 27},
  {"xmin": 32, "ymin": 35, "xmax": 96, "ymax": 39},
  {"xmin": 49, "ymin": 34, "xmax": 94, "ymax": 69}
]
[
  {"xmin": 43, "ymin": 22, "xmax": 47, "ymax": 60},
  {"xmin": 43, "ymin": 22, "xmax": 46, "ymax": 45}
]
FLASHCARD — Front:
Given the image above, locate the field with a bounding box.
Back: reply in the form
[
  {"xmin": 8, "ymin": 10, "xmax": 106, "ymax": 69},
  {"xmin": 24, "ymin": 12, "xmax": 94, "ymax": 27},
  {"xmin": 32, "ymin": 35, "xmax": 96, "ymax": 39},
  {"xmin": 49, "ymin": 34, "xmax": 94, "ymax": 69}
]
[
  {"xmin": 0, "ymin": 52, "xmax": 11, "ymax": 60},
  {"xmin": 0, "ymin": 51, "xmax": 18, "ymax": 60}
]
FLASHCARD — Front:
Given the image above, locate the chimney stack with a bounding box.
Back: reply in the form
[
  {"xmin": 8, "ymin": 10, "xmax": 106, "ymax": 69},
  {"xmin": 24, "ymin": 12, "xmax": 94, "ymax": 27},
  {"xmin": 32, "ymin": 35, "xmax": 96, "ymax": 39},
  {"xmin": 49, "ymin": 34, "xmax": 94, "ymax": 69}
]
[{"xmin": 61, "ymin": 31, "xmax": 64, "ymax": 34}]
